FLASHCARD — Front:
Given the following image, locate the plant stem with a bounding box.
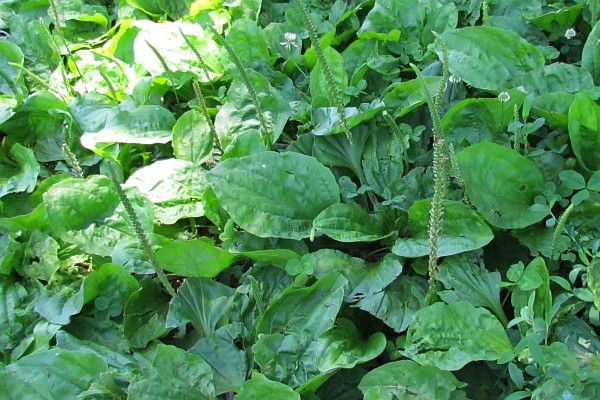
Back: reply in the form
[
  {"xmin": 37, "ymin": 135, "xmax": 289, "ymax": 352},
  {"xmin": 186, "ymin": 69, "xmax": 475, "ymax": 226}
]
[
  {"xmin": 208, "ymin": 26, "xmax": 272, "ymax": 149},
  {"xmin": 192, "ymin": 79, "xmax": 222, "ymax": 151},
  {"xmin": 297, "ymin": 0, "xmax": 352, "ymax": 141},
  {"xmin": 107, "ymin": 164, "xmax": 177, "ymax": 298}
]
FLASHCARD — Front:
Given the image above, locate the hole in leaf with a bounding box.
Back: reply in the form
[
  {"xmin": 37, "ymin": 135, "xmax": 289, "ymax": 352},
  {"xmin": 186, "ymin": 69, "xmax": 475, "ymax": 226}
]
[{"xmin": 519, "ymin": 184, "xmax": 527, "ymax": 192}]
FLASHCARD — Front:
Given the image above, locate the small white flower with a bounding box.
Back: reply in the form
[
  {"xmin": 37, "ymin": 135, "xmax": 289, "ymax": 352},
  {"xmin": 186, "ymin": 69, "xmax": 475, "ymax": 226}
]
[
  {"xmin": 498, "ymin": 91, "xmax": 511, "ymax": 103},
  {"xmin": 449, "ymin": 74, "xmax": 461, "ymax": 84},
  {"xmin": 565, "ymin": 28, "xmax": 577, "ymax": 40},
  {"xmin": 280, "ymin": 32, "xmax": 298, "ymax": 51}
]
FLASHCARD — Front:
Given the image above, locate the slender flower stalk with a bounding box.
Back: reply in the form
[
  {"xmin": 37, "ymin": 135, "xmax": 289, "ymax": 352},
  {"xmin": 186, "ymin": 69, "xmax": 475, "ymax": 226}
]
[
  {"xmin": 208, "ymin": 26, "xmax": 272, "ymax": 148},
  {"xmin": 62, "ymin": 143, "xmax": 83, "ymax": 178},
  {"xmin": 108, "ymin": 164, "xmax": 177, "ymax": 298},
  {"xmin": 297, "ymin": 0, "xmax": 352, "ymax": 141},
  {"xmin": 192, "ymin": 79, "xmax": 222, "ymax": 151},
  {"xmin": 411, "ymin": 33, "xmax": 451, "ymax": 304}
]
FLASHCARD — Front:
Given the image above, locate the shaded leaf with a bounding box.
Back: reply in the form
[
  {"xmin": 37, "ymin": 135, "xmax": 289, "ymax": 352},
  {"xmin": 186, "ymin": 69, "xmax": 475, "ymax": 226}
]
[{"xmin": 313, "ymin": 203, "xmax": 394, "ymax": 242}]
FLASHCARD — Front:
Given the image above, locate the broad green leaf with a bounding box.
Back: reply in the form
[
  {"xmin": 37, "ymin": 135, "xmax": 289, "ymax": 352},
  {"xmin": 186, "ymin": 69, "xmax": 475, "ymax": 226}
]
[
  {"xmin": 44, "ymin": 176, "xmax": 154, "ymax": 256},
  {"xmin": 438, "ymin": 254, "xmax": 508, "ymax": 326},
  {"xmin": 34, "ymin": 281, "xmax": 85, "ymax": 325},
  {"xmin": 226, "ymin": 19, "xmax": 270, "ymax": 67},
  {"xmin": 536, "ymin": 63, "xmax": 596, "ymax": 94},
  {"xmin": 529, "ymin": 4, "xmax": 583, "ymax": 33},
  {"xmin": 568, "ymin": 92, "xmax": 600, "ymax": 171},
  {"xmin": 236, "ymin": 372, "xmax": 300, "ymax": 400},
  {"xmin": 358, "ymin": 360, "xmax": 464, "ymax": 400},
  {"xmin": 317, "ymin": 319, "xmax": 386, "ymax": 373},
  {"xmin": 81, "ymin": 105, "xmax": 175, "ymax": 159},
  {"xmin": 343, "ymin": 253, "xmax": 404, "ymax": 303},
  {"xmin": 124, "ymin": 279, "xmax": 170, "ymax": 348},
  {"xmin": 206, "ymin": 151, "xmax": 339, "ymax": 239},
  {"xmin": 442, "ymin": 88, "xmax": 526, "ymax": 149},
  {"xmin": 55, "ymin": 330, "xmax": 136, "ymax": 371},
  {"xmin": 362, "ymin": 126, "xmax": 405, "ymax": 196},
  {"xmin": 166, "ymin": 277, "xmax": 235, "ymax": 336},
  {"xmin": 440, "ymin": 26, "xmax": 545, "ymax": 91},
  {"xmin": 587, "ymin": 260, "xmax": 600, "ymax": 312},
  {"xmin": 214, "ymin": 69, "xmax": 292, "ymax": 150},
  {"xmin": 21, "ymin": 231, "xmax": 60, "ymax": 281},
  {"xmin": 404, "ymin": 301, "xmax": 513, "ymax": 370},
  {"xmin": 1, "ymin": 91, "xmax": 70, "ymax": 155},
  {"xmin": 128, "ymin": 343, "xmax": 215, "ymax": 400},
  {"xmin": 583, "ymin": 20, "xmax": 600, "ymax": 85},
  {"xmin": 313, "ymin": 203, "xmax": 394, "ymax": 242},
  {"xmin": 132, "ymin": 20, "xmax": 222, "ymax": 80},
  {"xmin": 392, "ymin": 199, "xmax": 494, "ymax": 257},
  {"xmin": 0, "ymin": 349, "xmax": 108, "ymax": 400},
  {"xmin": 71, "ymin": 49, "xmax": 132, "ymax": 99},
  {"xmin": 82, "ymin": 263, "xmax": 140, "ymax": 318},
  {"xmin": 126, "ymin": 0, "xmax": 193, "ymax": 19},
  {"xmin": 253, "ymin": 273, "xmax": 348, "ymax": 387},
  {"xmin": 311, "ymin": 126, "xmax": 370, "ymax": 178},
  {"xmin": 172, "ymin": 109, "xmax": 214, "ymax": 164},
  {"xmin": 0, "ymin": 144, "xmax": 40, "ymax": 198},
  {"xmin": 125, "ymin": 159, "xmax": 207, "ymax": 224},
  {"xmin": 310, "ymin": 100, "xmax": 385, "ymax": 136},
  {"xmin": 256, "ymin": 273, "xmax": 347, "ymax": 337},
  {"xmin": 310, "ymin": 46, "xmax": 348, "ymax": 107},
  {"xmin": 0, "ymin": 277, "xmax": 29, "ymax": 351},
  {"xmin": 383, "ymin": 76, "xmax": 442, "ymax": 118},
  {"xmin": 530, "ymin": 93, "xmax": 573, "ymax": 129},
  {"xmin": 191, "ymin": 325, "xmax": 248, "ymax": 395},
  {"xmin": 156, "ymin": 238, "xmax": 237, "ymax": 278},
  {"xmin": 456, "ymin": 142, "xmax": 547, "ymax": 229},
  {"xmin": 355, "ymin": 275, "xmax": 427, "ymax": 333},
  {"xmin": 0, "ymin": 40, "xmax": 26, "ymax": 101}
]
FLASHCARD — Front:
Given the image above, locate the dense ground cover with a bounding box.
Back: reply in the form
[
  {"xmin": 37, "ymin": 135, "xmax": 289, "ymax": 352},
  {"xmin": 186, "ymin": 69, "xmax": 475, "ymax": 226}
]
[{"xmin": 2, "ymin": 0, "xmax": 600, "ymax": 398}]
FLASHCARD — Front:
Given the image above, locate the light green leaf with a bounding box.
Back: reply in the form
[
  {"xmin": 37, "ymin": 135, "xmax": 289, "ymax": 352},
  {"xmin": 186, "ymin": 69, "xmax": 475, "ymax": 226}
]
[
  {"xmin": 156, "ymin": 238, "xmax": 237, "ymax": 278},
  {"xmin": 358, "ymin": 360, "xmax": 464, "ymax": 400},
  {"xmin": 0, "ymin": 349, "xmax": 108, "ymax": 400},
  {"xmin": 362, "ymin": 126, "xmax": 405, "ymax": 196},
  {"xmin": 392, "ymin": 199, "xmax": 493, "ymax": 257},
  {"xmin": 440, "ymin": 26, "xmax": 545, "ymax": 91},
  {"xmin": 80, "ymin": 105, "xmax": 175, "ymax": 159},
  {"xmin": 313, "ymin": 203, "xmax": 394, "ymax": 242},
  {"xmin": 43, "ymin": 176, "xmax": 154, "ymax": 256},
  {"xmin": 226, "ymin": 19, "xmax": 270, "ymax": 67},
  {"xmin": 438, "ymin": 254, "xmax": 508, "ymax": 326},
  {"xmin": 568, "ymin": 92, "xmax": 600, "ymax": 171},
  {"xmin": 0, "ymin": 144, "xmax": 40, "ymax": 198},
  {"xmin": 206, "ymin": 151, "xmax": 339, "ymax": 239},
  {"xmin": 583, "ymin": 20, "xmax": 600, "ymax": 85},
  {"xmin": 172, "ymin": 109, "xmax": 214, "ymax": 164},
  {"xmin": 310, "ymin": 100, "xmax": 385, "ymax": 136},
  {"xmin": 529, "ymin": 4, "xmax": 583, "ymax": 33},
  {"xmin": 128, "ymin": 343, "xmax": 215, "ymax": 400},
  {"xmin": 456, "ymin": 142, "xmax": 547, "ymax": 228},
  {"xmin": 310, "ymin": 46, "xmax": 348, "ymax": 107},
  {"xmin": 166, "ymin": 277, "xmax": 235, "ymax": 336},
  {"xmin": 343, "ymin": 253, "xmax": 404, "ymax": 303},
  {"xmin": 355, "ymin": 276, "xmax": 427, "ymax": 333},
  {"xmin": 589, "ymin": 260, "xmax": 600, "ymax": 312},
  {"xmin": 404, "ymin": 301, "xmax": 513, "ymax": 370},
  {"xmin": 132, "ymin": 20, "xmax": 222, "ymax": 80},
  {"xmin": 442, "ymin": 88, "xmax": 527, "ymax": 149},
  {"xmin": 383, "ymin": 76, "xmax": 442, "ymax": 118},
  {"xmin": 214, "ymin": 69, "xmax": 292, "ymax": 151},
  {"xmin": 236, "ymin": 372, "xmax": 300, "ymax": 400},
  {"xmin": 0, "ymin": 40, "xmax": 26, "ymax": 100},
  {"xmin": 125, "ymin": 159, "xmax": 207, "ymax": 224}
]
